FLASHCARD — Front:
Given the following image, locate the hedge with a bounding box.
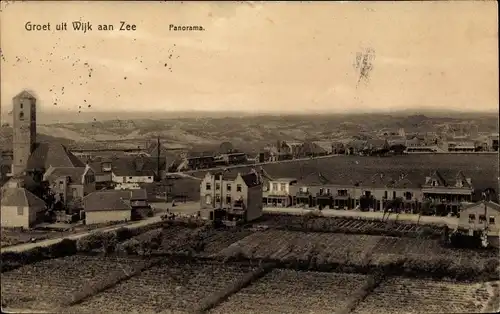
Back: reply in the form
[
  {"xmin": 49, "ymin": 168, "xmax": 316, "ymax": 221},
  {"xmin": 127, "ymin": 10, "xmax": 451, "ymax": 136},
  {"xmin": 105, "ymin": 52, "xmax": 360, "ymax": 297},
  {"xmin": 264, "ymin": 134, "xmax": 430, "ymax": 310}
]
[{"xmin": 1, "ymin": 221, "xmax": 167, "ymax": 273}]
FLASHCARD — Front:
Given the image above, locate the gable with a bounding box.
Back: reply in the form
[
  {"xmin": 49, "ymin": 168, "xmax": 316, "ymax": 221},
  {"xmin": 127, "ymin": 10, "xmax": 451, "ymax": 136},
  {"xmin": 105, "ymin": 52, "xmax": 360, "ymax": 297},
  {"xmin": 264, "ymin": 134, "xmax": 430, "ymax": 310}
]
[{"xmin": 426, "ymin": 171, "xmax": 447, "ymax": 187}]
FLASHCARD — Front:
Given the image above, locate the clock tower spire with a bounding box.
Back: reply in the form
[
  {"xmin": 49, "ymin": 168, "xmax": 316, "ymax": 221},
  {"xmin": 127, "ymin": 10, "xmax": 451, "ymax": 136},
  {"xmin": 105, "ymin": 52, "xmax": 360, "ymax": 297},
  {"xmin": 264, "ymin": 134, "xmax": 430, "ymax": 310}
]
[{"xmin": 12, "ymin": 90, "xmax": 37, "ymax": 176}]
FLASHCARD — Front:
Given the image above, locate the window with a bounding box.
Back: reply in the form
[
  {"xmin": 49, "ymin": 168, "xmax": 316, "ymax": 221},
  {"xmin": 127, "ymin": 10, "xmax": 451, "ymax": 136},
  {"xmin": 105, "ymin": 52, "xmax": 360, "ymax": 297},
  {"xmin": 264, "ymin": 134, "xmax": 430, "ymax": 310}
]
[
  {"xmin": 272, "ymin": 183, "xmax": 278, "ymax": 191},
  {"xmin": 489, "ymin": 216, "xmax": 496, "ymax": 224},
  {"xmin": 215, "ymin": 194, "xmax": 221, "ymax": 203},
  {"xmin": 468, "ymin": 214, "xmax": 476, "ymax": 223},
  {"xmin": 226, "ymin": 195, "xmax": 232, "ymax": 204},
  {"xmin": 326, "ymin": 188, "xmax": 331, "ymax": 195},
  {"xmin": 215, "ymin": 183, "xmax": 221, "ymax": 190},
  {"xmin": 19, "ymin": 112, "xmax": 24, "ymax": 120},
  {"xmin": 129, "ymin": 177, "xmax": 133, "ymax": 179},
  {"xmin": 59, "ymin": 180, "xmax": 64, "ymax": 190},
  {"xmin": 384, "ymin": 191, "xmax": 388, "ymax": 199},
  {"xmin": 236, "ymin": 184, "xmax": 242, "ymax": 192},
  {"xmin": 479, "ymin": 215, "xmax": 486, "ymax": 223},
  {"xmin": 20, "ymin": 103, "xmax": 23, "ymax": 109},
  {"xmin": 205, "ymin": 183, "xmax": 211, "ymax": 190},
  {"xmin": 300, "ymin": 187, "xmax": 308, "ymax": 193},
  {"xmin": 226, "ymin": 184, "xmax": 232, "ymax": 191},
  {"xmin": 319, "ymin": 188, "xmax": 324, "ymax": 195},
  {"xmin": 72, "ymin": 188, "xmax": 78, "ymax": 197},
  {"xmin": 280, "ymin": 183, "xmax": 286, "ymax": 191},
  {"xmin": 392, "ymin": 191, "xmax": 396, "ymax": 199},
  {"xmin": 147, "ymin": 176, "xmax": 152, "ymax": 180},
  {"xmin": 405, "ymin": 192, "xmax": 412, "ymax": 201},
  {"xmin": 17, "ymin": 206, "xmax": 24, "ymax": 215},
  {"xmin": 205, "ymin": 195, "xmax": 212, "ymax": 205},
  {"xmin": 365, "ymin": 191, "xmax": 371, "ymax": 197},
  {"xmin": 338, "ymin": 189, "xmax": 347, "ymax": 196},
  {"xmin": 432, "ymin": 180, "xmax": 437, "ymax": 187}
]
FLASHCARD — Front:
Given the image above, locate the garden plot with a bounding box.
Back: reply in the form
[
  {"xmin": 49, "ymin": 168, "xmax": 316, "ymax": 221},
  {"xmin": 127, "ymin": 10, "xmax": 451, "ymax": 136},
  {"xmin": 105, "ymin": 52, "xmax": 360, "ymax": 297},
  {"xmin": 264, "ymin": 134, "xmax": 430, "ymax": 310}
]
[
  {"xmin": 352, "ymin": 277, "xmax": 498, "ymax": 314},
  {"xmin": 211, "ymin": 269, "xmax": 368, "ymax": 314},
  {"xmin": 69, "ymin": 261, "xmax": 257, "ymax": 313},
  {"xmin": 1, "ymin": 255, "xmax": 144, "ymax": 311}
]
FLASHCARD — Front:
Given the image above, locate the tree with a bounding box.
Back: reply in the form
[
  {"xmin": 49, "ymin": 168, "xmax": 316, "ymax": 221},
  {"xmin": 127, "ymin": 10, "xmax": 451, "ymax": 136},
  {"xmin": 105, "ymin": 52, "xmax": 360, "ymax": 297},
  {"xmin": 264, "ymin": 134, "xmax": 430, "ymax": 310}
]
[
  {"xmin": 359, "ymin": 195, "xmax": 374, "ymax": 211},
  {"xmin": 66, "ymin": 197, "xmax": 83, "ymax": 214}
]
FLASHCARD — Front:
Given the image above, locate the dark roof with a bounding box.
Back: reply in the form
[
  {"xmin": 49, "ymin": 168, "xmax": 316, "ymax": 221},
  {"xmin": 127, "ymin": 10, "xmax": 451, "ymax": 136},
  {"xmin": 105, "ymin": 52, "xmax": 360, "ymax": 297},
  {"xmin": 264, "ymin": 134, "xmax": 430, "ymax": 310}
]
[
  {"xmin": 241, "ymin": 172, "xmax": 261, "ymax": 188},
  {"xmin": 187, "ymin": 151, "xmax": 215, "ymax": 158},
  {"xmin": 213, "ymin": 171, "xmax": 239, "ymax": 181},
  {"xmin": 462, "ymin": 200, "xmax": 500, "ymax": 212},
  {"xmin": 297, "ymin": 172, "xmax": 332, "ymax": 186},
  {"xmin": 109, "ymin": 156, "xmax": 165, "ymax": 177},
  {"xmin": 14, "ymin": 90, "xmax": 36, "ymax": 100},
  {"xmin": 427, "ymin": 170, "xmax": 448, "ymax": 186},
  {"xmin": 456, "ymin": 171, "xmax": 472, "ymax": 188},
  {"xmin": 1, "ymin": 187, "xmax": 46, "ymax": 207},
  {"xmin": 100, "ymin": 189, "xmax": 147, "ymax": 201},
  {"xmin": 27, "ymin": 143, "xmax": 85, "ymax": 170},
  {"xmin": 83, "ymin": 191, "xmax": 132, "ymax": 212},
  {"xmin": 44, "ymin": 167, "xmax": 88, "ymax": 184}
]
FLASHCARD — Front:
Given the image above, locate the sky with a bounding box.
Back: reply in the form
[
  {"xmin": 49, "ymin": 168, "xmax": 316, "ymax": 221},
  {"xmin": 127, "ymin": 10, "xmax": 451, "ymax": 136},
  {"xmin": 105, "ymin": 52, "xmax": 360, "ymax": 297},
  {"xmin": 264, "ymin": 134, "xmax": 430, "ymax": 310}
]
[{"xmin": 0, "ymin": 1, "xmax": 498, "ymax": 116}]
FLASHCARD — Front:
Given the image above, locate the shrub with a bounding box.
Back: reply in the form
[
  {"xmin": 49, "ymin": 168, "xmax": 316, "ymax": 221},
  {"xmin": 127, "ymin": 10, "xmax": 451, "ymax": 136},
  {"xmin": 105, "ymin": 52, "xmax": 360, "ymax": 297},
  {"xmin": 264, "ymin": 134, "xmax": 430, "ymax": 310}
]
[
  {"xmin": 115, "ymin": 227, "xmax": 134, "ymax": 242},
  {"xmin": 49, "ymin": 238, "xmax": 77, "ymax": 257}
]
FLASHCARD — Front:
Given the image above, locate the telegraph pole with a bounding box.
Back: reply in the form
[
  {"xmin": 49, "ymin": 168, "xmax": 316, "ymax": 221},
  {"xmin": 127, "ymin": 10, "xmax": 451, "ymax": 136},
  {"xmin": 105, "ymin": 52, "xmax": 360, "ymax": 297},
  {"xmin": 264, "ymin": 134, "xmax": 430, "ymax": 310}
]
[{"xmin": 157, "ymin": 136, "xmax": 161, "ymax": 181}]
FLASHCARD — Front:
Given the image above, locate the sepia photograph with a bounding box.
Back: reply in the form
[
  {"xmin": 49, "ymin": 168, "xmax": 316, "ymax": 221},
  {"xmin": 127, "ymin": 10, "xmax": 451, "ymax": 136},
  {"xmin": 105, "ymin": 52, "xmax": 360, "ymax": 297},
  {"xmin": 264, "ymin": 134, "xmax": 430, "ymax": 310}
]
[{"xmin": 0, "ymin": 1, "xmax": 499, "ymax": 313}]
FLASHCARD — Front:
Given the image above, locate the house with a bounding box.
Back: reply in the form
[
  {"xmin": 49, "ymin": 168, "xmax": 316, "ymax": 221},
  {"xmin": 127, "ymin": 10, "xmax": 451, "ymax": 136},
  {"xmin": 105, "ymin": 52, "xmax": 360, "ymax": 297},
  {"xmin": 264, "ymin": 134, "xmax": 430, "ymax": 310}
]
[
  {"xmin": 345, "ymin": 140, "xmax": 367, "ymax": 155},
  {"xmin": 43, "ymin": 165, "xmax": 96, "ymax": 209},
  {"xmin": 358, "ymin": 173, "xmax": 423, "ymax": 212},
  {"xmin": 83, "ymin": 190, "xmax": 133, "ymax": 224},
  {"xmin": 176, "ymin": 151, "xmax": 215, "ymax": 171},
  {"xmin": 487, "ymin": 134, "xmax": 499, "ymax": 152},
  {"xmin": 421, "ymin": 170, "xmax": 474, "ymax": 213},
  {"xmin": 447, "ymin": 141, "xmax": 475, "ymax": 152},
  {"xmin": 26, "ymin": 143, "xmax": 86, "ymax": 181},
  {"xmin": 97, "ymin": 189, "xmax": 150, "ymax": 220},
  {"xmin": 217, "ymin": 152, "xmax": 247, "ymax": 165},
  {"xmin": 331, "ymin": 142, "xmax": 345, "ymax": 154},
  {"xmin": 200, "ymin": 169, "xmax": 263, "ymax": 223},
  {"xmin": 89, "ymin": 156, "xmax": 166, "ymax": 186},
  {"xmin": 457, "ymin": 201, "xmax": 500, "ymax": 247},
  {"xmin": 262, "ymin": 174, "xmax": 298, "ymax": 207},
  {"xmin": 1, "ymin": 177, "xmax": 46, "ymax": 228}
]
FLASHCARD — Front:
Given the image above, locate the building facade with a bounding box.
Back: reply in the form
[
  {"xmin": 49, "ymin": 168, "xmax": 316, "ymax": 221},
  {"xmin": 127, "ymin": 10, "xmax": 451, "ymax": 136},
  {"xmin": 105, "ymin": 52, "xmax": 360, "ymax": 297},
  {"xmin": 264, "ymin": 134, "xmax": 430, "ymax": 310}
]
[
  {"xmin": 200, "ymin": 169, "xmax": 263, "ymax": 223},
  {"xmin": 266, "ymin": 170, "xmax": 477, "ymax": 214},
  {"xmin": 0, "ymin": 178, "xmax": 46, "ymax": 228},
  {"xmin": 43, "ymin": 165, "xmax": 96, "ymax": 209}
]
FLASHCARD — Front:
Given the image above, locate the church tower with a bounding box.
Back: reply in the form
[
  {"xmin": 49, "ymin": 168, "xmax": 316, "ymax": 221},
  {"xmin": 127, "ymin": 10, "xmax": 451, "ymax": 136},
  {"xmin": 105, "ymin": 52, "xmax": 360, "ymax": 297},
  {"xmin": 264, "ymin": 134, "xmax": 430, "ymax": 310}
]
[{"xmin": 12, "ymin": 91, "xmax": 37, "ymax": 175}]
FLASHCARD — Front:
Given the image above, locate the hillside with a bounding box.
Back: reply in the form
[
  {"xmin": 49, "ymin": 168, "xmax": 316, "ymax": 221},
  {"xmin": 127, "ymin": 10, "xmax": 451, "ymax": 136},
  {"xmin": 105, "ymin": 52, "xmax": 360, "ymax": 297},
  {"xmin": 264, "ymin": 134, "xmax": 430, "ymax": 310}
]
[
  {"xmin": 0, "ymin": 113, "xmax": 497, "ymax": 152},
  {"xmin": 0, "ymin": 126, "xmax": 75, "ymax": 151}
]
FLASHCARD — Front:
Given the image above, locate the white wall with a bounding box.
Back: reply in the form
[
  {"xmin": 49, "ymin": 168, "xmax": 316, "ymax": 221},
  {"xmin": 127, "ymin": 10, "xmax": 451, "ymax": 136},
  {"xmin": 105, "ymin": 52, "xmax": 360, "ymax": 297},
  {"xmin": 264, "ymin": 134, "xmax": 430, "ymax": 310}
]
[
  {"xmin": 1, "ymin": 205, "xmax": 29, "ymax": 228},
  {"xmin": 112, "ymin": 173, "xmax": 154, "ymax": 184},
  {"xmin": 85, "ymin": 210, "xmax": 131, "ymax": 225}
]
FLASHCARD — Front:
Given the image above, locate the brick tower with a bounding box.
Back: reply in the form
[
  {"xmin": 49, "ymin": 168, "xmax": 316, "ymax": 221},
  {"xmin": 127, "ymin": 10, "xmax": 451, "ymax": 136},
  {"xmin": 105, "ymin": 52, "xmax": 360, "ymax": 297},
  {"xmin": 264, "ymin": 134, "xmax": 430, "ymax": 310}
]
[{"xmin": 12, "ymin": 90, "xmax": 37, "ymax": 175}]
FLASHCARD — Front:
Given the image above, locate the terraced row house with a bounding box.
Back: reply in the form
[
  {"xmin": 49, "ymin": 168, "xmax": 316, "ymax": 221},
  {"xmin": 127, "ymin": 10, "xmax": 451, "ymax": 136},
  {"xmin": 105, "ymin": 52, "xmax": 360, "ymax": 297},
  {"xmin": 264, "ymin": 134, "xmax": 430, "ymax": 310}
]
[{"xmin": 261, "ymin": 169, "xmax": 477, "ymax": 214}]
